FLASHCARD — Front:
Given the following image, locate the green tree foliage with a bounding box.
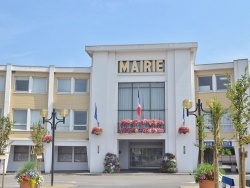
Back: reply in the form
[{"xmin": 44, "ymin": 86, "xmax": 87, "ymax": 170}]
[
  {"xmin": 30, "ymin": 122, "xmax": 46, "ymax": 155},
  {"xmin": 208, "ymin": 98, "xmax": 225, "ymax": 188},
  {"xmin": 226, "ymin": 67, "xmax": 250, "ymax": 188},
  {"xmin": 0, "ymin": 116, "xmax": 14, "ymax": 155}
]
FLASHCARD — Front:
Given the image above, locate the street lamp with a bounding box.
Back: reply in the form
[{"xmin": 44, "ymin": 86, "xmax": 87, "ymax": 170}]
[
  {"xmin": 182, "ymin": 99, "xmax": 211, "ymax": 164},
  {"xmin": 40, "ymin": 108, "xmax": 68, "ymax": 186}
]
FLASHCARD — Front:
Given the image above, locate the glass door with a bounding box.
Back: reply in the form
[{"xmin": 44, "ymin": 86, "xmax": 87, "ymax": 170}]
[{"xmin": 130, "ymin": 147, "xmax": 163, "ymax": 168}]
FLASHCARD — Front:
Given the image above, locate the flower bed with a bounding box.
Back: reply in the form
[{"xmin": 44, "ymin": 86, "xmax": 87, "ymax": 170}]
[
  {"xmin": 118, "ymin": 119, "xmax": 165, "ymax": 134},
  {"xmin": 103, "ymin": 153, "xmax": 120, "ymax": 173},
  {"xmin": 178, "ymin": 125, "xmax": 190, "ymax": 134}
]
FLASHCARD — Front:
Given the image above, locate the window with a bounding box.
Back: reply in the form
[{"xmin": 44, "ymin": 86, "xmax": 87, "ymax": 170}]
[
  {"xmin": 30, "ymin": 110, "xmax": 43, "ymax": 129},
  {"xmin": 13, "ymin": 110, "xmax": 27, "ymax": 130},
  {"xmin": 74, "ymin": 146, "xmax": 87, "ymax": 162},
  {"xmin": 216, "ymin": 75, "xmax": 230, "ymax": 90},
  {"xmin": 74, "ymin": 111, "xmax": 87, "ymax": 130},
  {"xmin": 0, "ymin": 77, "xmax": 4, "ymax": 92},
  {"xmin": 15, "ymin": 77, "xmax": 29, "ymax": 92},
  {"xmin": 14, "ymin": 146, "xmax": 29, "ymax": 161},
  {"xmin": 118, "ymin": 82, "xmax": 165, "ymax": 121},
  {"xmin": 58, "ymin": 78, "xmax": 71, "ymax": 93},
  {"xmin": 198, "ymin": 76, "xmax": 212, "ymax": 92},
  {"xmin": 74, "ymin": 79, "xmax": 88, "ymax": 93},
  {"xmin": 198, "ymin": 74, "xmax": 231, "ymax": 92},
  {"xmin": 204, "ymin": 111, "xmax": 233, "ymax": 132},
  {"xmin": 58, "ymin": 146, "xmax": 72, "ymax": 162},
  {"xmin": 15, "ymin": 77, "xmax": 47, "ymax": 93},
  {"xmin": 220, "ymin": 112, "xmax": 233, "ymax": 131},
  {"xmin": 32, "ymin": 78, "xmax": 47, "ymax": 93}
]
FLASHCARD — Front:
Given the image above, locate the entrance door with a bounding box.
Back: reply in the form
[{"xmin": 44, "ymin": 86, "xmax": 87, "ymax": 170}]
[{"xmin": 129, "ymin": 142, "xmax": 163, "ymax": 168}]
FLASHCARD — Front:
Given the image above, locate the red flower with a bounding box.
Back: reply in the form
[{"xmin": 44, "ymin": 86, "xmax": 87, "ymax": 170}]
[{"xmin": 21, "ymin": 173, "xmax": 29, "ymax": 181}]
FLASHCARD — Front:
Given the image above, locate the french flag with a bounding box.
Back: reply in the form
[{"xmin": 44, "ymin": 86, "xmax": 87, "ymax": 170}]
[{"xmin": 137, "ymin": 88, "xmax": 142, "ymax": 116}]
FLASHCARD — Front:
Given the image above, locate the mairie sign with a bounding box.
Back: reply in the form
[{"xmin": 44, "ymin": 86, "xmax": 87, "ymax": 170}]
[{"xmin": 118, "ymin": 60, "xmax": 165, "ymax": 73}]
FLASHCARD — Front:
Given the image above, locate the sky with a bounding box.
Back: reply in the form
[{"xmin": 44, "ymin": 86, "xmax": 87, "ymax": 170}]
[{"xmin": 0, "ymin": 0, "xmax": 250, "ymax": 67}]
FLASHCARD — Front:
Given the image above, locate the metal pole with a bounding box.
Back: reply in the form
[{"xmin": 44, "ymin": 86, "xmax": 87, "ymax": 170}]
[
  {"xmin": 51, "ymin": 108, "xmax": 56, "ymax": 187},
  {"xmin": 196, "ymin": 99, "xmax": 202, "ymax": 164},
  {"xmin": 197, "ymin": 99, "xmax": 201, "ymax": 116}
]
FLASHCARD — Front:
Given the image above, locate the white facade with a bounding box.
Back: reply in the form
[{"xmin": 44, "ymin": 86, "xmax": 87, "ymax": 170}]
[{"xmin": 86, "ymin": 43, "xmax": 198, "ymax": 173}]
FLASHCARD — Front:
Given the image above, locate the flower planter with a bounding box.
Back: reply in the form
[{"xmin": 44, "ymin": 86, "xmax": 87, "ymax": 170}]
[
  {"xmin": 91, "ymin": 126, "xmax": 103, "ymax": 135},
  {"xmin": 19, "ymin": 180, "xmax": 37, "ymax": 188},
  {"xmin": 178, "ymin": 125, "xmax": 190, "ymax": 134},
  {"xmin": 199, "ymin": 180, "xmax": 214, "ymax": 188},
  {"xmin": 44, "ymin": 135, "xmax": 52, "ymax": 143}
]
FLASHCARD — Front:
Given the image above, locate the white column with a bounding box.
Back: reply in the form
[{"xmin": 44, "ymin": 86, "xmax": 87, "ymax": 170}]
[
  {"xmin": 3, "ymin": 64, "xmax": 12, "ymax": 117},
  {"xmin": 44, "ymin": 65, "xmax": 55, "ymax": 173}
]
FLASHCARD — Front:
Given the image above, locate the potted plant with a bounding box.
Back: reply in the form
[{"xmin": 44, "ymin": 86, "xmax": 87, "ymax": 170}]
[
  {"xmin": 15, "ymin": 161, "xmax": 44, "ymax": 188},
  {"xmin": 194, "ymin": 163, "xmax": 215, "ymax": 188},
  {"xmin": 178, "ymin": 125, "xmax": 190, "ymax": 134},
  {"xmin": 91, "ymin": 126, "xmax": 103, "ymax": 135},
  {"xmin": 194, "ymin": 163, "xmax": 225, "ymax": 188}
]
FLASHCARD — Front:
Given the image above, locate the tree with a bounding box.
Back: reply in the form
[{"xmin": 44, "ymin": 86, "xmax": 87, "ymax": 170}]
[
  {"xmin": 30, "ymin": 122, "xmax": 46, "ymax": 173},
  {"xmin": 226, "ymin": 67, "xmax": 250, "ymax": 188},
  {"xmin": 196, "ymin": 115, "xmax": 206, "ymax": 164},
  {"xmin": 207, "ymin": 98, "xmax": 225, "ymax": 188},
  {"xmin": 0, "ymin": 116, "xmax": 14, "ymax": 155},
  {"xmin": 0, "ymin": 116, "xmax": 14, "ymax": 188},
  {"xmin": 31, "ymin": 122, "xmax": 46, "ymax": 155}
]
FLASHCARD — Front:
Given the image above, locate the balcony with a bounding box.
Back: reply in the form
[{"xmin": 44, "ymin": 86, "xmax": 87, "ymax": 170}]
[{"xmin": 117, "ymin": 119, "xmax": 165, "ymax": 134}]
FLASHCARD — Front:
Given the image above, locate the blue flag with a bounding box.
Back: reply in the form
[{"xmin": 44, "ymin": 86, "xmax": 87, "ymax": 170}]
[{"xmin": 94, "ymin": 103, "xmax": 99, "ymax": 126}]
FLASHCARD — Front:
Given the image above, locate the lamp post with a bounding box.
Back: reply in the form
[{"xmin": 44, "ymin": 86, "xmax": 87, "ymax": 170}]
[
  {"xmin": 40, "ymin": 108, "xmax": 68, "ymax": 186},
  {"xmin": 183, "ymin": 99, "xmax": 211, "ymax": 164}
]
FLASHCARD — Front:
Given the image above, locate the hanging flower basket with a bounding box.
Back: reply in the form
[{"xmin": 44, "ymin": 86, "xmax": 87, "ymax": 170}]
[
  {"xmin": 43, "ymin": 135, "xmax": 52, "ymax": 143},
  {"xmin": 91, "ymin": 126, "xmax": 103, "ymax": 135},
  {"xmin": 178, "ymin": 126, "xmax": 190, "ymax": 134}
]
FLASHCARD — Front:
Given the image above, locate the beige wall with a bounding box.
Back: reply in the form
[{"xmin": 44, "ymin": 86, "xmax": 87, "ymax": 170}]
[
  {"xmin": 9, "ymin": 71, "xmax": 90, "ymax": 140},
  {"xmin": 195, "ymin": 68, "xmax": 235, "ymax": 140},
  {"xmin": 54, "ymin": 73, "xmax": 90, "ymax": 140},
  {"xmin": 10, "ymin": 72, "xmax": 49, "ymax": 117}
]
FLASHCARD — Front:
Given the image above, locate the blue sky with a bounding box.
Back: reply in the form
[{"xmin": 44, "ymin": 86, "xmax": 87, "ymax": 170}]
[{"xmin": 0, "ymin": 0, "xmax": 250, "ymax": 67}]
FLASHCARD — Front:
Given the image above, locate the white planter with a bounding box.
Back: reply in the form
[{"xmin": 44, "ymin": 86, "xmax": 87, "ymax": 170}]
[
  {"xmin": 0, "ymin": 155, "xmax": 7, "ymax": 160},
  {"xmin": 0, "ymin": 154, "xmax": 9, "ymax": 174}
]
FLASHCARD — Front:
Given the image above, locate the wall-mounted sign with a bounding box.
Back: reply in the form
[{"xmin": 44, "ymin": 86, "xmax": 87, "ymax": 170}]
[
  {"xmin": 204, "ymin": 141, "xmax": 232, "ymax": 147},
  {"xmin": 118, "ymin": 60, "xmax": 165, "ymax": 73}
]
